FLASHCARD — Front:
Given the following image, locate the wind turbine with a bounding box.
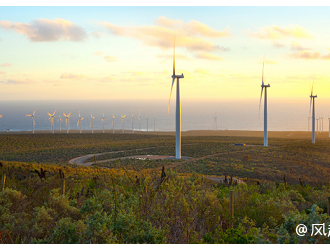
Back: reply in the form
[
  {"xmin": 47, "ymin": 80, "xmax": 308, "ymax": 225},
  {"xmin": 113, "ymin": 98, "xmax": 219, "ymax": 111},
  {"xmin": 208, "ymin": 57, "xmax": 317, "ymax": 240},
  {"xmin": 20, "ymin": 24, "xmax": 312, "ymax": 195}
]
[
  {"xmin": 26, "ymin": 108, "xmax": 37, "ymax": 134},
  {"xmin": 112, "ymin": 114, "xmax": 115, "ymax": 134},
  {"xmin": 146, "ymin": 113, "xmax": 148, "ymax": 132},
  {"xmin": 102, "ymin": 111, "xmax": 105, "ymax": 133},
  {"xmin": 63, "ymin": 112, "xmax": 71, "ymax": 133},
  {"xmin": 47, "ymin": 110, "xmax": 56, "ymax": 134},
  {"xmin": 77, "ymin": 112, "xmax": 84, "ymax": 133},
  {"xmin": 310, "ymin": 81, "xmax": 317, "ymax": 143},
  {"xmin": 131, "ymin": 113, "xmax": 134, "ymax": 133},
  {"xmin": 317, "ymin": 118, "xmax": 319, "ymax": 135},
  {"xmin": 121, "ymin": 114, "xmax": 126, "ymax": 133},
  {"xmin": 154, "ymin": 113, "xmax": 156, "ymax": 131},
  {"xmin": 213, "ymin": 112, "xmax": 217, "ymax": 130},
  {"xmin": 138, "ymin": 111, "xmax": 141, "ymax": 131},
  {"xmin": 57, "ymin": 115, "xmax": 63, "ymax": 131},
  {"xmin": 90, "ymin": 113, "xmax": 95, "ymax": 133},
  {"xmin": 167, "ymin": 36, "xmax": 184, "ymax": 159},
  {"xmin": 259, "ymin": 57, "xmax": 270, "ymax": 147}
]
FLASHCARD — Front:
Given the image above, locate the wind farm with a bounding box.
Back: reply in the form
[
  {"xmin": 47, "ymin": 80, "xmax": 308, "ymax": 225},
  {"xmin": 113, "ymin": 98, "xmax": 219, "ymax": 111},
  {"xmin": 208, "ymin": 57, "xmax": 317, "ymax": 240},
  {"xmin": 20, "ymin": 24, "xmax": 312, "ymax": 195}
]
[{"xmin": 2, "ymin": 6, "xmax": 330, "ymax": 245}]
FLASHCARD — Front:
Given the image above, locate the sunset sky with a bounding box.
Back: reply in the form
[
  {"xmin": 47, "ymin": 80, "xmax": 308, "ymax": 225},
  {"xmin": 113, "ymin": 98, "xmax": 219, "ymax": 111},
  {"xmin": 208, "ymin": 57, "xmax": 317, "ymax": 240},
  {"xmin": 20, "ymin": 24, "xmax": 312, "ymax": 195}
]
[{"xmin": 1, "ymin": 6, "xmax": 330, "ymax": 102}]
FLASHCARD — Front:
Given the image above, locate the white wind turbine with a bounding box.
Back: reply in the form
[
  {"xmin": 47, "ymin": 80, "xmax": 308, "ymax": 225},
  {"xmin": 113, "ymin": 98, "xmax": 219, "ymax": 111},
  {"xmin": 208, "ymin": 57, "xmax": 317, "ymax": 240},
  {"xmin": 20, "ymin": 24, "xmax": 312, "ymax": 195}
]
[
  {"xmin": 131, "ymin": 113, "xmax": 134, "ymax": 133},
  {"xmin": 213, "ymin": 112, "xmax": 217, "ymax": 131},
  {"xmin": 48, "ymin": 110, "xmax": 56, "ymax": 134},
  {"xmin": 63, "ymin": 112, "xmax": 71, "ymax": 133},
  {"xmin": 90, "ymin": 113, "xmax": 95, "ymax": 133},
  {"xmin": 138, "ymin": 111, "xmax": 141, "ymax": 131},
  {"xmin": 77, "ymin": 112, "xmax": 84, "ymax": 133},
  {"xmin": 112, "ymin": 114, "xmax": 115, "ymax": 134},
  {"xmin": 102, "ymin": 111, "xmax": 105, "ymax": 133},
  {"xmin": 57, "ymin": 115, "xmax": 63, "ymax": 131},
  {"xmin": 259, "ymin": 57, "xmax": 270, "ymax": 147},
  {"xmin": 167, "ymin": 36, "xmax": 184, "ymax": 159},
  {"xmin": 121, "ymin": 114, "xmax": 126, "ymax": 133},
  {"xmin": 26, "ymin": 108, "xmax": 37, "ymax": 134},
  {"xmin": 316, "ymin": 118, "xmax": 319, "ymax": 135},
  {"xmin": 310, "ymin": 81, "xmax": 317, "ymax": 143}
]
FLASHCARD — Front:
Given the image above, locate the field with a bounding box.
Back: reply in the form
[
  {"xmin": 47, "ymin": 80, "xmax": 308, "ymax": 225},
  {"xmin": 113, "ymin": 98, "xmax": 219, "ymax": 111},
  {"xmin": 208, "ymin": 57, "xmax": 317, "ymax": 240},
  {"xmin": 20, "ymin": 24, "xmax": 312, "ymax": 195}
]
[{"xmin": 1, "ymin": 131, "xmax": 330, "ymax": 243}]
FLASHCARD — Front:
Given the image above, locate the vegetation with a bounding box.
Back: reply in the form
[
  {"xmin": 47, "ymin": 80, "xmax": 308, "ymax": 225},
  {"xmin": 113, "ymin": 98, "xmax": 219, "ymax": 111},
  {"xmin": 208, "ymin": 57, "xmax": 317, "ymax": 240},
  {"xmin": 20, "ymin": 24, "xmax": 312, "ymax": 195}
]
[{"xmin": 1, "ymin": 133, "xmax": 330, "ymax": 243}]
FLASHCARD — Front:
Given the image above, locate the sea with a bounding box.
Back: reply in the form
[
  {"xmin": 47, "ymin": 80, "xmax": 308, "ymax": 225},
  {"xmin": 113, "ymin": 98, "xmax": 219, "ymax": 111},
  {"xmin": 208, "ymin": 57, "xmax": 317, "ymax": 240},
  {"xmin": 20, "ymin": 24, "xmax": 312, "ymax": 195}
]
[{"xmin": 0, "ymin": 99, "xmax": 328, "ymax": 132}]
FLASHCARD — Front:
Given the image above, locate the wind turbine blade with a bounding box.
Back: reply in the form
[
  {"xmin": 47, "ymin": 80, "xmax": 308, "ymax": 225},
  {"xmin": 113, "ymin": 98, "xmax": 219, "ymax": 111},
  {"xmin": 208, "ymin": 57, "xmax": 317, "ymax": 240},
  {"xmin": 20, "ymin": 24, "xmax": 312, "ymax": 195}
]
[
  {"xmin": 81, "ymin": 118, "xmax": 84, "ymax": 120},
  {"xmin": 68, "ymin": 112, "xmax": 71, "ymax": 117},
  {"xmin": 77, "ymin": 121, "xmax": 79, "ymax": 126},
  {"xmin": 258, "ymin": 87, "xmax": 264, "ymax": 118},
  {"xmin": 262, "ymin": 55, "xmax": 265, "ymax": 85},
  {"xmin": 33, "ymin": 108, "xmax": 37, "ymax": 116},
  {"xmin": 33, "ymin": 120, "xmax": 35, "ymax": 126},
  {"xmin": 53, "ymin": 110, "xmax": 56, "ymax": 116},
  {"xmin": 47, "ymin": 112, "xmax": 52, "ymax": 116},
  {"xmin": 26, "ymin": 114, "xmax": 31, "ymax": 117},
  {"xmin": 167, "ymin": 77, "xmax": 176, "ymax": 117},
  {"xmin": 63, "ymin": 112, "xmax": 66, "ymax": 117}
]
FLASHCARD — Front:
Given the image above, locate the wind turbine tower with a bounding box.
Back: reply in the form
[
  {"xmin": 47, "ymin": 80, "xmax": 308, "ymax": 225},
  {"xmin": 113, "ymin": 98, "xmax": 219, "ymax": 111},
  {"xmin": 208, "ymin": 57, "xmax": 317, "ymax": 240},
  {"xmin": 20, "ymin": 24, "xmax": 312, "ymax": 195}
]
[
  {"xmin": 57, "ymin": 115, "xmax": 63, "ymax": 131},
  {"xmin": 102, "ymin": 111, "xmax": 105, "ymax": 133},
  {"xmin": 77, "ymin": 112, "xmax": 84, "ymax": 134},
  {"xmin": 138, "ymin": 111, "xmax": 141, "ymax": 131},
  {"xmin": 259, "ymin": 57, "xmax": 270, "ymax": 147},
  {"xmin": 121, "ymin": 114, "xmax": 126, "ymax": 133},
  {"xmin": 26, "ymin": 108, "xmax": 37, "ymax": 134},
  {"xmin": 213, "ymin": 112, "xmax": 217, "ymax": 130},
  {"xmin": 310, "ymin": 81, "xmax": 317, "ymax": 143},
  {"xmin": 90, "ymin": 113, "xmax": 95, "ymax": 133},
  {"xmin": 63, "ymin": 112, "xmax": 71, "ymax": 133},
  {"xmin": 317, "ymin": 118, "xmax": 319, "ymax": 135},
  {"xmin": 167, "ymin": 37, "xmax": 184, "ymax": 159},
  {"xmin": 48, "ymin": 110, "xmax": 56, "ymax": 134}
]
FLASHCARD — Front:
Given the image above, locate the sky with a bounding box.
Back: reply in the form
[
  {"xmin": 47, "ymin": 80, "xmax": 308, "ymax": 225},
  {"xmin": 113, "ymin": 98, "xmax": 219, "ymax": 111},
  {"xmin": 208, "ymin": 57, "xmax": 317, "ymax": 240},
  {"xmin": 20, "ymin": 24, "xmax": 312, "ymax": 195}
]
[{"xmin": 1, "ymin": 6, "xmax": 330, "ymax": 103}]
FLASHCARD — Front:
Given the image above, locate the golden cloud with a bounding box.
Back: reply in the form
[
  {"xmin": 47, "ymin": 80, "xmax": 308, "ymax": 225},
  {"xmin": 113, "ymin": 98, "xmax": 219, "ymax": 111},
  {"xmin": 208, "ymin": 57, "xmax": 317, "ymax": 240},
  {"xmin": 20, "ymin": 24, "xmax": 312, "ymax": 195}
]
[
  {"xmin": 0, "ymin": 63, "xmax": 11, "ymax": 67},
  {"xmin": 93, "ymin": 51, "xmax": 104, "ymax": 56},
  {"xmin": 103, "ymin": 16, "xmax": 230, "ymax": 52},
  {"xmin": 289, "ymin": 50, "xmax": 320, "ymax": 60},
  {"xmin": 248, "ymin": 25, "xmax": 312, "ymax": 40},
  {"xmin": 104, "ymin": 55, "xmax": 118, "ymax": 62},
  {"xmin": 60, "ymin": 73, "xmax": 87, "ymax": 80},
  {"xmin": 6, "ymin": 78, "xmax": 34, "ymax": 84},
  {"xmin": 194, "ymin": 68, "xmax": 211, "ymax": 75},
  {"xmin": 0, "ymin": 18, "xmax": 87, "ymax": 42},
  {"xmin": 156, "ymin": 54, "xmax": 191, "ymax": 60},
  {"xmin": 195, "ymin": 52, "xmax": 223, "ymax": 61}
]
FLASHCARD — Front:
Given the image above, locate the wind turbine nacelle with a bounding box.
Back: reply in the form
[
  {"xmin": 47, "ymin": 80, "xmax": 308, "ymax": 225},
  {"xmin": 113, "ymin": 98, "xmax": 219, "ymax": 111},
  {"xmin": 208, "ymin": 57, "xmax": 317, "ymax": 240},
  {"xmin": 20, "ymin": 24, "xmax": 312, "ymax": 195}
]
[
  {"xmin": 172, "ymin": 74, "xmax": 184, "ymax": 79},
  {"xmin": 261, "ymin": 84, "xmax": 270, "ymax": 88}
]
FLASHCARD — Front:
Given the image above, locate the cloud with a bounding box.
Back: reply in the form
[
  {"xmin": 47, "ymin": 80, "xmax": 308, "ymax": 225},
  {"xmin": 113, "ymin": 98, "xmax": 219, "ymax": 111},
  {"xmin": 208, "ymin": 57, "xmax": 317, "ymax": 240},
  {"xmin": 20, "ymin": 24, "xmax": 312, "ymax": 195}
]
[
  {"xmin": 104, "ymin": 55, "xmax": 118, "ymax": 62},
  {"xmin": 93, "ymin": 51, "xmax": 104, "ymax": 56},
  {"xmin": 6, "ymin": 78, "xmax": 34, "ymax": 84},
  {"xmin": 289, "ymin": 50, "xmax": 320, "ymax": 60},
  {"xmin": 98, "ymin": 76, "xmax": 116, "ymax": 82},
  {"xmin": 60, "ymin": 73, "xmax": 87, "ymax": 80},
  {"xmin": 272, "ymin": 41, "xmax": 285, "ymax": 49},
  {"xmin": 0, "ymin": 18, "xmax": 87, "ymax": 42},
  {"xmin": 248, "ymin": 25, "xmax": 312, "ymax": 40},
  {"xmin": 91, "ymin": 31, "xmax": 104, "ymax": 38},
  {"xmin": 194, "ymin": 68, "xmax": 211, "ymax": 75},
  {"xmin": 290, "ymin": 42, "xmax": 310, "ymax": 51},
  {"xmin": 0, "ymin": 63, "xmax": 11, "ymax": 67},
  {"xmin": 103, "ymin": 16, "xmax": 230, "ymax": 53},
  {"xmin": 195, "ymin": 52, "xmax": 223, "ymax": 61},
  {"xmin": 0, "ymin": 71, "xmax": 6, "ymax": 74},
  {"xmin": 155, "ymin": 16, "xmax": 231, "ymax": 38}
]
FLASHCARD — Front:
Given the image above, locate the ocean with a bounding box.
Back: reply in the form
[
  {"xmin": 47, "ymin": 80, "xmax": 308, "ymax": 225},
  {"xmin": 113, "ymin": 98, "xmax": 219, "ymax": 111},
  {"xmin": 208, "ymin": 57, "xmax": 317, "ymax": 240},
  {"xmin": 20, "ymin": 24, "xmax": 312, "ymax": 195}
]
[{"xmin": 0, "ymin": 99, "xmax": 327, "ymax": 132}]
